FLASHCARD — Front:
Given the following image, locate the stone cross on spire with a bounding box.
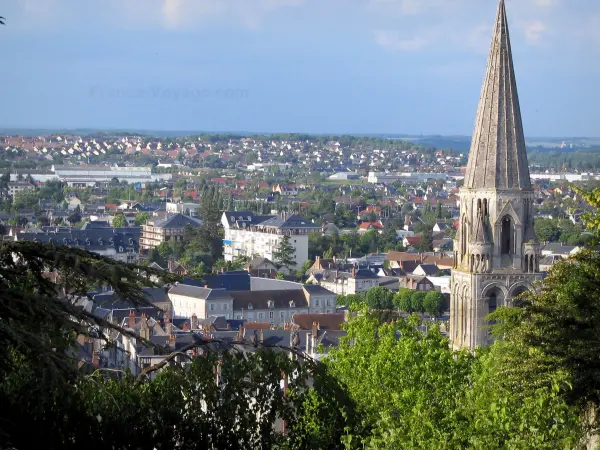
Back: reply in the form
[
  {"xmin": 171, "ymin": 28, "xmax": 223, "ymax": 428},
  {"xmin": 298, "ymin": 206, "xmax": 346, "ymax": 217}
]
[{"xmin": 464, "ymin": 0, "xmax": 531, "ymax": 190}]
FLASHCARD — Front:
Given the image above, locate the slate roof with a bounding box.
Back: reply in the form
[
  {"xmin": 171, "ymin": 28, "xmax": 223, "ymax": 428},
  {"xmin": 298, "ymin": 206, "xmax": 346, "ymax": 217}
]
[
  {"xmin": 415, "ymin": 264, "xmax": 440, "ymax": 276},
  {"xmin": 302, "ymin": 284, "xmax": 336, "ymax": 296},
  {"xmin": 222, "ymin": 211, "xmax": 272, "ymax": 228},
  {"xmin": 151, "ymin": 213, "xmax": 202, "ymax": 229},
  {"xmin": 257, "ymin": 214, "xmax": 319, "ymax": 230},
  {"xmin": 230, "ymin": 290, "xmax": 308, "ymax": 311},
  {"xmin": 168, "ymin": 284, "xmax": 233, "ymax": 301},
  {"xmin": 463, "ymin": 0, "xmax": 531, "ymax": 190},
  {"xmin": 292, "ymin": 313, "xmax": 345, "ymax": 331},
  {"xmin": 17, "ymin": 227, "xmax": 141, "ymax": 254}
]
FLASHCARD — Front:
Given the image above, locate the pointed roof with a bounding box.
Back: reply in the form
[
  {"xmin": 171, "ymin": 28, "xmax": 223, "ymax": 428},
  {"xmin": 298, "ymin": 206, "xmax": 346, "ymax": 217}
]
[{"xmin": 464, "ymin": 0, "xmax": 531, "ymax": 190}]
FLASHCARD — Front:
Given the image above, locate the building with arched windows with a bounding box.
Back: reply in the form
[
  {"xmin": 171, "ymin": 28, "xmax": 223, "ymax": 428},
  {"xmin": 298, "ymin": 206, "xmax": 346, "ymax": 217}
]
[{"xmin": 450, "ymin": 0, "xmax": 544, "ymax": 350}]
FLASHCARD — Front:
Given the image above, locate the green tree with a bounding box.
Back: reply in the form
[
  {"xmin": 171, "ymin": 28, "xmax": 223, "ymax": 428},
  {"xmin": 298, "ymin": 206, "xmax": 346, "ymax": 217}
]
[
  {"xmin": 276, "ymin": 272, "xmax": 285, "ymax": 280},
  {"xmin": 410, "ymin": 291, "xmax": 426, "ymax": 313},
  {"xmin": 112, "ymin": 214, "xmax": 127, "ymax": 228},
  {"xmin": 364, "ymin": 286, "xmax": 394, "ymax": 310},
  {"xmin": 273, "ymin": 235, "xmax": 296, "ymax": 271},
  {"xmin": 394, "ymin": 289, "xmax": 413, "ymax": 312},
  {"xmin": 423, "ymin": 290, "xmax": 444, "ymax": 316},
  {"xmin": 134, "ymin": 211, "xmax": 150, "ymax": 226}
]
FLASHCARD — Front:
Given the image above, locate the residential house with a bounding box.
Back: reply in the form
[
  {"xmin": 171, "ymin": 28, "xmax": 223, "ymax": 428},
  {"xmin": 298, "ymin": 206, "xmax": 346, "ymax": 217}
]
[
  {"xmin": 7, "ymin": 180, "xmax": 35, "ymax": 198},
  {"xmin": 401, "ymin": 275, "xmax": 435, "ymax": 291},
  {"xmin": 140, "ymin": 213, "xmax": 202, "ymax": 250},
  {"xmin": 222, "ymin": 211, "xmax": 319, "ymax": 271},
  {"xmin": 168, "ymin": 282, "xmax": 336, "ymax": 325}
]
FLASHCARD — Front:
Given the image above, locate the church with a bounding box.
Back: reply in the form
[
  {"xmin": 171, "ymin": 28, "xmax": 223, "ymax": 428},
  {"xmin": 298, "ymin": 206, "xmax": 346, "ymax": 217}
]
[{"xmin": 450, "ymin": 0, "xmax": 544, "ymax": 350}]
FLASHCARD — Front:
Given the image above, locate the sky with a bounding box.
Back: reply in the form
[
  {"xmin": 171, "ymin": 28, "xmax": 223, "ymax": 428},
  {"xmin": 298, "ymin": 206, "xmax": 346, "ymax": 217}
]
[{"xmin": 0, "ymin": 0, "xmax": 598, "ymax": 137}]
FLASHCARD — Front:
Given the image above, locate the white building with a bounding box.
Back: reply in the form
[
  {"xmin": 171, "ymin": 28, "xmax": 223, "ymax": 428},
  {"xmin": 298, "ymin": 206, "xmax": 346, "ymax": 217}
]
[
  {"xmin": 166, "ymin": 202, "xmax": 200, "ymax": 216},
  {"xmin": 367, "ymin": 171, "xmax": 448, "ymax": 184},
  {"xmin": 7, "ymin": 181, "xmax": 35, "ymax": 198},
  {"xmin": 168, "ymin": 283, "xmax": 336, "ymax": 325},
  {"xmin": 51, "ymin": 164, "xmax": 172, "ymax": 187},
  {"xmin": 221, "ymin": 211, "xmax": 319, "ymax": 271}
]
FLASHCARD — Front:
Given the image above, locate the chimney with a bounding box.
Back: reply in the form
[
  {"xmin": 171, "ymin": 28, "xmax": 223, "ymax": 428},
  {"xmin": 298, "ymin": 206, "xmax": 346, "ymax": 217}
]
[
  {"xmin": 237, "ymin": 325, "xmax": 245, "ymax": 340},
  {"xmin": 140, "ymin": 313, "xmax": 150, "ymax": 340},
  {"xmin": 333, "ymin": 255, "xmax": 336, "ymax": 263},
  {"xmin": 92, "ymin": 350, "xmax": 100, "ymax": 367},
  {"xmin": 312, "ymin": 321, "xmax": 319, "ymax": 338},
  {"xmin": 226, "ymin": 323, "xmax": 231, "ymax": 330},
  {"xmin": 204, "ymin": 284, "xmax": 209, "ymax": 288},
  {"xmin": 128, "ymin": 310, "xmax": 135, "ymax": 329},
  {"xmin": 316, "ymin": 255, "xmax": 320, "ymax": 265},
  {"xmin": 352, "ymin": 265, "xmax": 357, "ymax": 278},
  {"xmin": 191, "ymin": 313, "xmax": 198, "ymax": 330},
  {"xmin": 420, "ymin": 253, "xmax": 424, "ymax": 264},
  {"xmin": 411, "ymin": 277, "xmax": 415, "ymax": 289},
  {"xmin": 259, "ymin": 328, "xmax": 264, "ymax": 343},
  {"xmin": 169, "ymin": 334, "xmax": 176, "ymax": 350},
  {"xmin": 221, "ymin": 267, "xmax": 225, "ymax": 274},
  {"xmin": 164, "ymin": 311, "xmax": 172, "ymax": 336}
]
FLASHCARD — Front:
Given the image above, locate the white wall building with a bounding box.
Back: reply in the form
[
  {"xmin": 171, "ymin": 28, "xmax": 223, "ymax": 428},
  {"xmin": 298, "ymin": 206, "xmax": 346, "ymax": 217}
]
[
  {"xmin": 221, "ymin": 211, "xmax": 319, "ymax": 271},
  {"xmin": 168, "ymin": 284, "xmax": 337, "ymax": 325}
]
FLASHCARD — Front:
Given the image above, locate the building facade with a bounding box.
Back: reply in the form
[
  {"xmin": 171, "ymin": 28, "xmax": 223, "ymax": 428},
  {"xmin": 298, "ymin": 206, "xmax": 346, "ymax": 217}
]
[
  {"xmin": 140, "ymin": 213, "xmax": 202, "ymax": 250},
  {"xmin": 168, "ymin": 283, "xmax": 336, "ymax": 325},
  {"xmin": 450, "ymin": 0, "xmax": 543, "ymax": 350},
  {"xmin": 221, "ymin": 212, "xmax": 319, "ymax": 270}
]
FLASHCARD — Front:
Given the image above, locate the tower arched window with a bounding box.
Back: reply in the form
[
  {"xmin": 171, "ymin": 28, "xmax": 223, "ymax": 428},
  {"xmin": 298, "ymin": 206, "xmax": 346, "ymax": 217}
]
[{"xmin": 501, "ymin": 216, "xmax": 513, "ymax": 255}]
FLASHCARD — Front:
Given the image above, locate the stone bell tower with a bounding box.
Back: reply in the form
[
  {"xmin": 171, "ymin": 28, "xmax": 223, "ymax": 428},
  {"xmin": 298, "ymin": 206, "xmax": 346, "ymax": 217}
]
[{"xmin": 450, "ymin": 0, "xmax": 543, "ymax": 350}]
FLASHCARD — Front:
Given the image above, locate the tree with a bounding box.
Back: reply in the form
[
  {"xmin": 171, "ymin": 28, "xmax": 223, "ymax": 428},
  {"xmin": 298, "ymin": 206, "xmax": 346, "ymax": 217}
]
[
  {"xmin": 112, "ymin": 214, "xmax": 127, "ymax": 228},
  {"xmin": 394, "ymin": 289, "xmax": 413, "ymax": 312},
  {"xmin": 273, "ymin": 235, "xmax": 296, "ymax": 271},
  {"xmin": 423, "ymin": 291, "xmax": 444, "ymax": 316},
  {"xmin": 276, "ymin": 272, "xmax": 285, "ymax": 280},
  {"xmin": 0, "ymin": 241, "xmax": 358, "ymax": 448},
  {"xmin": 326, "ymin": 305, "xmax": 581, "ymax": 449},
  {"xmin": 410, "ymin": 291, "xmax": 426, "ymax": 313},
  {"xmin": 364, "ymin": 286, "xmax": 394, "ymax": 310},
  {"xmin": 134, "ymin": 211, "xmax": 150, "ymax": 226},
  {"xmin": 0, "ymin": 16, "xmax": 5, "ymax": 26}
]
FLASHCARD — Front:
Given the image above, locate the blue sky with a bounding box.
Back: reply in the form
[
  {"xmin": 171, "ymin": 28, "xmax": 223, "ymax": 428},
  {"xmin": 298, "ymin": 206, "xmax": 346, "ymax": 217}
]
[{"xmin": 1, "ymin": 0, "xmax": 598, "ymax": 136}]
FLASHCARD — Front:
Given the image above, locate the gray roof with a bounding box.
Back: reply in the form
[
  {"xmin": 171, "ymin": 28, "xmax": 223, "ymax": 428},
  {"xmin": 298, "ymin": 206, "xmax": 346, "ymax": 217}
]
[
  {"xmin": 230, "ymin": 290, "xmax": 308, "ymax": 310},
  {"xmin": 17, "ymin": 227, "xmax": 140, "ymax": 253},
  {"xmin": 222, "ymin": 211, "xmax": 273, "ymax": 228},
  {"xmin": 258, "ymin": 214, "xmax": 319, "ymax": 230},
  {"xmin": 168, "ymin": 284, "xmax": 233, "ymax": 301},
  {"xmin": 463, "ymin": 0, "xmax": 531, "ymax": 190},
  {"xmin": 302, "ymin": 284, "xmax": 336, "ymax": 296},
  {"xmin": 152, "ymin": 213, "xmax": 202, "ymax": 229}
]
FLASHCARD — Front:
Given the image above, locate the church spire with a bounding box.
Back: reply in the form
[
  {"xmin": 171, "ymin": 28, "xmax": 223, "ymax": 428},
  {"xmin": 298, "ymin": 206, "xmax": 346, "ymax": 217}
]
[{"xmin": 464, "ymin": 0, "xmax": 531, "ymax": 190}]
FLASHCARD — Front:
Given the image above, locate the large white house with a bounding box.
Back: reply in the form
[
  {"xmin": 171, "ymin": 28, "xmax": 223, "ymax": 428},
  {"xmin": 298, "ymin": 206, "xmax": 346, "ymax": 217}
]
[
  {"xmin": 168, "ymin": 283, "xmax": 337, "ymax": 325},
  {"xmin": 221, "ymin": 211, "xmax": 319, "ymax": 271}
]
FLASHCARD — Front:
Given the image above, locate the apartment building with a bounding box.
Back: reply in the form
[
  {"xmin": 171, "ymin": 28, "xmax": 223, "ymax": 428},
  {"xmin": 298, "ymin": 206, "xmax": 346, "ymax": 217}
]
[
  {"xmin": 140, "ymin": 213, "xmax": 202, "ymax": 250},
  {"xmin": 221, "ymin": 211, "xmax": 319, "ymax": 270},
  {"xmin": 168, "ymin": 283, "xmax": 336, "ymax": 325}
]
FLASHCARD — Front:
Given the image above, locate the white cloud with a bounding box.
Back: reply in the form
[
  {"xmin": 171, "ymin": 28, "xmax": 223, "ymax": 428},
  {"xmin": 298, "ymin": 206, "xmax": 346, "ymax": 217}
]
[
  {"xmin": 533, "ymin": 0, "xmax": 557, "ymax": 7},
  {"xmin": 522, "ymin": 20, "xmax": 546, "ymax": 44},
  {"xmin": 374, "ymin": 30, "xmax": 429, "ymax": 51},
  {"xmin": 159, "ymin": 0, "xmax": 304, "ymax": 29}
]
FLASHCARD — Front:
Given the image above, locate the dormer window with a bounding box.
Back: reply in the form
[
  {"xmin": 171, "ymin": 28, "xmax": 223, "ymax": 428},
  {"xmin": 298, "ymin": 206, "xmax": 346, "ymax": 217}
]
[
  {"xmin": 247, "ymin": 216, "xmax": 251, "ymax": 221},
  {"xmin": 238, "ymin": 216, "xmax": 243, "ymax": 221},
  {"xmin": 267, "ymin": 300, "xmax": 274, "ymax": 309},
  {"xmin": 289, "ymin": 300, "xmax": 295, "ymax": 308},
  {"xmin": 86, "ymin": 238, "xmax": 91, "ymax": 245},
  {"xmin": 230, "ymin": 216, "xmax": 235, "ymax": 222},
  {"xmin": 247, "ymin": 303, "xmax": 253, "ymax": 310},
  {"xmin": 98, "ymin": 238, "xmax": 103, "ymax": 245}
]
